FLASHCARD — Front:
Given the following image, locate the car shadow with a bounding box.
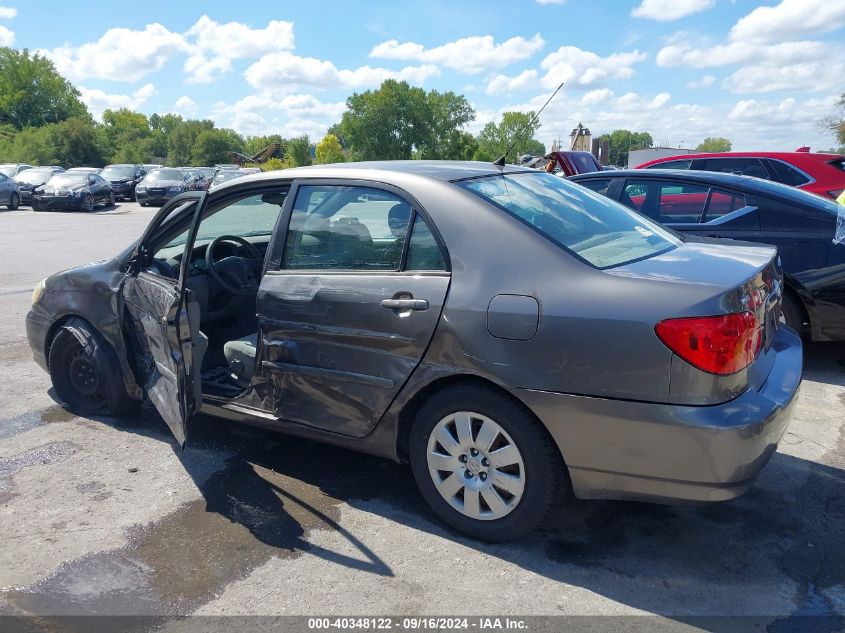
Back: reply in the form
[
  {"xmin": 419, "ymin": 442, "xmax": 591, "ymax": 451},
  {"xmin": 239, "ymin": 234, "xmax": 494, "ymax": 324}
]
[{"xmin": 9, "ymin": 345, "xmax": 843, "ymax": 626}]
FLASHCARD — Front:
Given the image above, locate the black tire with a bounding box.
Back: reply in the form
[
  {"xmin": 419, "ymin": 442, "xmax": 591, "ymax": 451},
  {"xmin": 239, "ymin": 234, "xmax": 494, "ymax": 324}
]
[
  {"xmin": 48, "ymin": 322, "xmax": 140, "ymax": 416},
  {"xmin": 409, "ymin": 384, "xmax": 567, "ymax": 542},
  {"xmin": 7, "ymin": 192, "xmax": 19, "ymax": 210},
  {"xmin": 782, "ymin": 292, "xmax": 807, "ymax": 338},
  {"xmin": 31, "ymin": 199, "xmax": 40, "ymax": 211},
  {"xmin": 83, "ymin": 194, "xmax": 94, "ymax": 212},
  {"xmin": 108, "ymin": 191, "xmax": 115, "ymax": 207}
]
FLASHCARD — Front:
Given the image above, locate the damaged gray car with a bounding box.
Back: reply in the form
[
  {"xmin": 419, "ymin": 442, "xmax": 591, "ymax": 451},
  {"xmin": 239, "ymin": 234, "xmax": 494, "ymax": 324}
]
[{"xmin": 26, "ymin": 161, "xmax": 802, "ymax": 541}]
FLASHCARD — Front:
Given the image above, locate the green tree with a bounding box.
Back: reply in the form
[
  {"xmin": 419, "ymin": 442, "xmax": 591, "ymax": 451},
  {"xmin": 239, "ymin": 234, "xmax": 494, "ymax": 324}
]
[
  {"xmin": 260, "ymin": 157, "xmax": 285, "ymax": 172},
  {"xmin": 100, "ymin": 108, "xmax": 151, "ymax": 163},
  {"xmin": 191, "ymin": 128, "xmax": 244, "ymax": 166},
  {"xmin": 473, "ymin": 112, "xmax": 545, "ymax": 163},
  {"xmin": 820, "ymin": 93, "xmax": 845, "ymax": 150},
  {"xmin": 7, "ymin": 125, "xmax": 56, "ymax": 164},
  {"xmin": 167, "ymin": 119, "xmax": 213, "ymax": 165},
  {"xmin": 415, "ymin": 90, "xmax": 475, "ymax": 159},
  {"xmin": 597, "ymin": 129, "xmax": 653, "ymax": 167},
  {"xmin": 696, "ymin": 137, "xmax": 732, "ymax": 153},
  {"xmin": 53, "ymin": 117, "xmax": 105, "ymax": 167},
  {"xmin": 315, "ymin": 133, "xmax": 345, "ymax": 164},
  {"xmin": 244, "ymin": 134, "xmax": 285, "ymax": 159},
  {"xmin": 285, "ymin": 135, "xmax": 312, "ymax": 167},
  {"xmin": 149, "ymin": 113, "xmax": 184, "ymax": 160},
  {"xmin": 0, "ymin": 47, "xmax": 88, "ymax": 130}
]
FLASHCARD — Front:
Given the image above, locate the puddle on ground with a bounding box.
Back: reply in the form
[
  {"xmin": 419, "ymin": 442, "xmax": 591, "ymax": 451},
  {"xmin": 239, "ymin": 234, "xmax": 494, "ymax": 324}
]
[
  {"xmin": 2, "ymin": 417, "xmax": 411, "ymax": 620},
  {"xmin": 0, "ymin": 441, "xmax": 80, "ymax": 503},
  {"xmin": 0, "ymin": 406, "xmax": 77, "ymax": 440}
]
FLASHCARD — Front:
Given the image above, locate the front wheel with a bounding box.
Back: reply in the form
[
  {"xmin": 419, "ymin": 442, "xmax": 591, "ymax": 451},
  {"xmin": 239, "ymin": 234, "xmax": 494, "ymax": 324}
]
[
  {"xmin": 7, "ymin": 192, "xmax": 19, "ymax": 210},
  {"xmin": 107, "ymin": 191, "xmax": 115, "ymax": 207},
  {"xmin": 83, "ymin": 194, "xmax": 94, "ymax": 212},
  {"xmin": 409, "ymin": 385, "xmax": 567, "ymax": 542},
  {"xmin": 48, "ymin": 324, "xmax": 140, "ymax": 416}
]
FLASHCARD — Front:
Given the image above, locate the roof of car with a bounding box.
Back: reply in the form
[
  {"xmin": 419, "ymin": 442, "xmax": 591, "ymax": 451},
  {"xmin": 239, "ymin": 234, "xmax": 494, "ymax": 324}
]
[
  {"xmin": 216, "ymin": 161, "xmax": 531, "ymax": 190},
  {"xmin": 571, "ymin": 168, "xmax": 770, "ymax": 190},
  {"xmin": 638, "ymin": 151, "xmax": 843, "ymax": 166}
]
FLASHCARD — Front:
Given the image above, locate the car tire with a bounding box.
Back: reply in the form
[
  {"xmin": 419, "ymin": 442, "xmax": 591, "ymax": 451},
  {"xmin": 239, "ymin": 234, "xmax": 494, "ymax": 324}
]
[
  {"xmin": 409, "ymin": 384, "xmax": 567, "ymax": 542},
  {"xmin": 782, "ymin": 292, "xmax": 807, "ymax": 338},
  {"xmin": 108, "ymin": 191, "xmax": 115, "ymax": 207},
  {"xmin": 7, "ymin": 193, "xmax": 19, "ymax": 210},
  {"xmin": 48, "ymin": 323, "xmax": 140, "ymax": 417},
  {"xmin": 83, "ymin": 194, "xmax": 94, "ymax": 212}
]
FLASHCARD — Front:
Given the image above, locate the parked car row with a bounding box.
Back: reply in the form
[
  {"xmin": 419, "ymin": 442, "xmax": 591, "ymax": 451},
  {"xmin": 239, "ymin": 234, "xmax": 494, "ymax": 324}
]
[{"xmin": 570, "ymin": 149, "xmax": 845, "ymax": 343}]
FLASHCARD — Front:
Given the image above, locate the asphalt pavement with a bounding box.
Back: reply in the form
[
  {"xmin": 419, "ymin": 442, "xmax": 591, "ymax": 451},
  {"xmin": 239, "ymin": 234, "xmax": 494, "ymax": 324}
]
[{"xmin": 0, "ymin": 201, "xmax": 843, "ymax": 628}]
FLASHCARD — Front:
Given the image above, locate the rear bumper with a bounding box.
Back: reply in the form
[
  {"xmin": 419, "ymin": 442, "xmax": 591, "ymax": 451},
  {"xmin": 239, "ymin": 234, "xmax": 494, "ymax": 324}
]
[{"xmin": 515, "ymin": 326, "xmax": 803, "ymax": 503}]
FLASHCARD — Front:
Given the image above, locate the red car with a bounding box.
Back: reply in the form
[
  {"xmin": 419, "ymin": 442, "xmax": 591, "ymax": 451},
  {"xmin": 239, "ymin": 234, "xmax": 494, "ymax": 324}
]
[{"xmin": 636, "ymin": 149, "xmax": 845, "ymax": 200}]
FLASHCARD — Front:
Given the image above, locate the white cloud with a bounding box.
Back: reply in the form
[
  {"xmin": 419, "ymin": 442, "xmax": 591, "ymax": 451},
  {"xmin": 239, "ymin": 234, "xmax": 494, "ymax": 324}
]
[
  {"xmin": 535, "ymin": 0, "xmax": 566, "ymax": 4},
  {"xmin": 173, "ymin": 96, "xmax": 198, "ymax": 117},
  {"xmin": 78, "ymin": 83, "xmax": 156, "ymax": 120},
  {"xmin": 244, "ymin": 51, "xmax": 439, "ymax": 90},
  {"xmin": 40, "ymin": 24, "xmax": 188, "ymax": 82},
  {"xmin": 182, "ymin": 16, "xmax": 295, "ymax": 83},
  {"xmin": 580, "ymin": 88, "xmax": 614, "ymax": 105},
  {"xmin": 631, "ymin": 0, "xmax": 715, "ymax": 21},
  {"xmin": 369, "ymin": 34, "xmax": 545, "ymax": 73},
  {"xmin": 686, "ymin": 74, "xmax": 715, "ymax": 88},
  {"xmin": 486, "ymin": 70, "xmax": 538, "ymax": 94},
  {"xmin": 540, "ymin": 46, "xmax": 648, "ymax": 88},
  {"xmin": 211, "ymin": 93, "xmax": 347, "ymax": 139},
  {"xmin": 723, "ymin": 60, "xmax": 845, "ymax": 94},
  {"xmin": 729, "ymin": 0, "xmax": 845, "ymax": 44},
  {"xmin": 0, "ymin": 24, "xmax": 12, "ymax": 45},
  {"xmin": 0, "ymin": 6, "xmax": 17, "ymax": 18},
  {"xmin": 657, "ymin": 39, "xmax": 827, "ymax": 68}
]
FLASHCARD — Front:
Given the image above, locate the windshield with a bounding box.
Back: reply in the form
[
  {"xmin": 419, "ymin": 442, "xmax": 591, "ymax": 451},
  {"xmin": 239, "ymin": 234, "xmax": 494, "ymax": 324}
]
[
  {"xmin": 101, "ymin": 166, "xmax": 135, "ymax": 179},
  {"xmin": 16, "ymin": 169, "xmax": 55, "ymax": 184},
  {"xmin": 146, "ymin": 169, "xmax": 183, "ymax": 181},
  {"xmin": 47, "ymin": 173, "xmax": 88, "ymax": 187},
  {"xmin": 458, "ymin": 171, "xmax": 681, "ymax": 269},
  {"xmin": 0, "ymin": 165, "xmax": 17, "ymax": 177}
]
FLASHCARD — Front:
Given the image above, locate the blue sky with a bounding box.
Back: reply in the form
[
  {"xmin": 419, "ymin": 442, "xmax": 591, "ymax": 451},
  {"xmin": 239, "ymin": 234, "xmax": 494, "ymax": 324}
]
[{"xmin": 2, "ymin": 0, "xmax": 844, "ymax": 151}]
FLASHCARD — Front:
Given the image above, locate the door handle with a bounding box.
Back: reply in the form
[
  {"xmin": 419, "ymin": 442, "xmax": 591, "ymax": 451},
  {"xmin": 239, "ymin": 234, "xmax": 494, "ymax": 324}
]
[{"xmin": 381, "ymin": 298, "xmax": 429, "ymax": 311}]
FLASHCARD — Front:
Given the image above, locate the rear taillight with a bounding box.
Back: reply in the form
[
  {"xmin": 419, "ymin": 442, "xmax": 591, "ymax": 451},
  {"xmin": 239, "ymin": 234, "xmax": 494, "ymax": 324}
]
[{"xmin": 655, "ymin": 312, "xmax": 762, "ymax": 375}]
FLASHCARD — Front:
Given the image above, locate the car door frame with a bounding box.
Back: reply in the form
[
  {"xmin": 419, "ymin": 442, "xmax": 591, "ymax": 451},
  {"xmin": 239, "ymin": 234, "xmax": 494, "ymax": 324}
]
[
  {"xmin": 123, "ymin": 191, "xmax": 208, "ymax": 446},
  {"xmin": 258, "ymin": 177, "xmax": 452, "ymax": 437}
]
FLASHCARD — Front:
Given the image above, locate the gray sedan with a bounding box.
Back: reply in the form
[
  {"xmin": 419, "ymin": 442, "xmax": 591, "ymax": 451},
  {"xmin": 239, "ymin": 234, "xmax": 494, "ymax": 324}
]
[{"xmin": 26, "ymin": 161, "xmax": 801, "ymax": 541}]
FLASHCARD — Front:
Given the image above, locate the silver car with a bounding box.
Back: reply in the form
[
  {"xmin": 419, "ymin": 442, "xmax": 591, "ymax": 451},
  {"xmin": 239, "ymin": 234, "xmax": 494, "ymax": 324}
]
[{"xmin": 26, "ymin": 161, "xmax": 802, "ymax": 541}]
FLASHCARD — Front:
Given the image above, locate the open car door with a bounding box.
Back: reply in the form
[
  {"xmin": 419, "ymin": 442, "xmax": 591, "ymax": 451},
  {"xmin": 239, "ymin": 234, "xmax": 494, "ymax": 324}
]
[{"xmin": 122, "ymin": 192, "xmax": 207, "ymax": 447}]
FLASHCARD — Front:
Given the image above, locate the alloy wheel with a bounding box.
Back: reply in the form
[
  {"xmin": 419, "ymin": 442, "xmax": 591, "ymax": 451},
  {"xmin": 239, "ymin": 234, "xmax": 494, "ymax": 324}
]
[
  {"xmin": 84, "ymin": 194, "xmax": 94, "ymax": 212},
  {"xmin": 426, "ymin": 411, "xmax": 525, "ymax": 521}
]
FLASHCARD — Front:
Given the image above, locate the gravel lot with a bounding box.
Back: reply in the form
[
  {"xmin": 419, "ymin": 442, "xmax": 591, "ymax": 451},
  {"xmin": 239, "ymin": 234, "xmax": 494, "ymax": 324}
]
[{"xmin": 0, "ymin": 201, "xmax": 843, "ymax": 627}]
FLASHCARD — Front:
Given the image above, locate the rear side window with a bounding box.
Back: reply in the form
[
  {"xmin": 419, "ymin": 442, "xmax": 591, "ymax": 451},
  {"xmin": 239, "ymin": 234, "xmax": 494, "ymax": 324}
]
[
  {"xmin": 622, "ymin": 180, "xmax": 709, "ymax": 223},
  {"xmin": 767, "ymin": 159, "xmax": 811, "ymax": 186},
  {"xmin": 577, "ymin": 178, "xmax": 612, "ymax": 196},
  {"xmin": 827, "ymin": 158, "xmax": 845, "ymax": 173},
  {"xmin": 705, "ymin": 189, "xmax": 746, "ymax": 219},
  {"xmin": 700, "ymin": 158, "xmax": 771, "ymax": 180},
  {"xmin": 406, "ymin": 215, "xmax": 447, "ymax": 271},
  {"xmin": 458, "ymin": 172, "xmax": 680, "ymax": 269}
]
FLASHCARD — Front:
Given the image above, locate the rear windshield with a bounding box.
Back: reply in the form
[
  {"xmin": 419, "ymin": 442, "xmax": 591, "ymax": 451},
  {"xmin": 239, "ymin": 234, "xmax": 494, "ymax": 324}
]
[
  {"xmin": 101, "ymin": 166, "xmax": 135, "ymax": 179},
  {"xmin": 457, "ymin": 172, "xmax": 681, "ymax": 269}
]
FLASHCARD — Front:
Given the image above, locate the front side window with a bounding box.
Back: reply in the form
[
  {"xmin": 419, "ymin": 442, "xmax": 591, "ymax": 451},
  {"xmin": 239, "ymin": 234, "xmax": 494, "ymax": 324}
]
[
  {"xmin": 577, "ymin": 178, "xmax": 612, "ymax": 196},
  {"xmin": 700, "ymin": 158, "xmax": 771, "ymax": 180},
  {"xmin": 282, "ymin": 185, "xmax": 414, "ymax": 271},
  {"xmin": 646, "ymin": 159, "xmax": 691, "ymax": 170},
  {"xmin": 705, "ymin": 189, "xmax": 746, "ymax": 219},
  {"xmin": 458, "ymin": 172, "xmax": 680, "ymax": 269}
]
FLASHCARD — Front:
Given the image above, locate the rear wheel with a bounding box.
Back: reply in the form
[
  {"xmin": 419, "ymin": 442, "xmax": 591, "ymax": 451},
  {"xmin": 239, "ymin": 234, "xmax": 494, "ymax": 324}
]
[
  {"xmin": 409, "ymin": 385, "xmax": 567, "ymax": 542},
  {"xmin": 48, "ymin": 324, "xmax": 139, "ymax": 416},
  {"xmin": 7, "ymin": 192, "xmax": 19, "ymax": 210}
]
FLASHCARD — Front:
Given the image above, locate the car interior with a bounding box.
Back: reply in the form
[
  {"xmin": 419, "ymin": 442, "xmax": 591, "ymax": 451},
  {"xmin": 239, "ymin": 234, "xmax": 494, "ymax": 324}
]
[{"xmin": 141, "ymin": 185, "xmax": 442, "ymax": 398}]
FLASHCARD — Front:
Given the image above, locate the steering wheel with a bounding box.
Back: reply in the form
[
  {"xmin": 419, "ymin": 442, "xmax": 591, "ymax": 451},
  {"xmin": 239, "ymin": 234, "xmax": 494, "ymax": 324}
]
[{"xmin": 205, "ymin": 235, "xmax": 263, "ymax": 295}]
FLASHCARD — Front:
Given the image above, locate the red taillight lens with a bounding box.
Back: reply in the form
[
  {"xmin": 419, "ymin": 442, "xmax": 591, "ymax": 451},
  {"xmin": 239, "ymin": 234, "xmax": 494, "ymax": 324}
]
[{"xmin": 655, "ymin": 312, "xmax": 762, "ymax": 375}]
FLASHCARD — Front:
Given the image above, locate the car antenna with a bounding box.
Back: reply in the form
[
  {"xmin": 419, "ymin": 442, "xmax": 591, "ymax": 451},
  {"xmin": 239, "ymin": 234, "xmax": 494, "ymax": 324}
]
[{"xmin": 493, "ymin": 82, "xmax": 564, "ymax": 168}]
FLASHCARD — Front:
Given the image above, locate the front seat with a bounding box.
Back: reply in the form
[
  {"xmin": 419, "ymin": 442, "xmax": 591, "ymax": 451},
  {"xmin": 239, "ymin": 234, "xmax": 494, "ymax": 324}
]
[{"xmin": 223, "ymin": 333, "xmax": 257, "ymax": 387}]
